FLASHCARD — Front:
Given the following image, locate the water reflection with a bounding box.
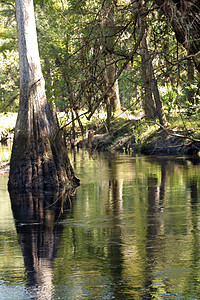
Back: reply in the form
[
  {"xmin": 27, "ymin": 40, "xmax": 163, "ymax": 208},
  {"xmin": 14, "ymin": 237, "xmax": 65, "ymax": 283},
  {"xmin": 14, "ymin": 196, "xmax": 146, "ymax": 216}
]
[
  {"xmin": 107, "ymin": 155, "xmax": 124, "ymax": 298},
  {"xmin": 187, "ymin": 176, "xmax": 200, "ymax": 298},
  {"xmin": 9, "ymin": 190, "xmax": 73, "ymax": 299},
  {"xmin": 66, "ymin": 153, "xmax": 200, "ymax": 299},
  {"xmin": 2, "ymin": 151, "xmax": 200, "ymax": 299}
]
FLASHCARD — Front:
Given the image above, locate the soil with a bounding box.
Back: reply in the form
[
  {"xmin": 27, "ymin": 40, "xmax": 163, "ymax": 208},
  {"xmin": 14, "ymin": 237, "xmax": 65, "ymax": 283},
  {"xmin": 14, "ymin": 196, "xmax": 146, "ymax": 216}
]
[{"xmin": 141, "ymin": 132, "xmax": 200, "ymax": 155}]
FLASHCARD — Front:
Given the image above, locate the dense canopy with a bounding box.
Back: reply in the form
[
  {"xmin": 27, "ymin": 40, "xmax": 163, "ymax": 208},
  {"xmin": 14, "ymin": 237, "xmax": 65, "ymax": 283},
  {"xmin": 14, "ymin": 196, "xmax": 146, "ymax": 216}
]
[{"xmin": 0, "ymin": 0, "xmax": 199, "ymax": 137}]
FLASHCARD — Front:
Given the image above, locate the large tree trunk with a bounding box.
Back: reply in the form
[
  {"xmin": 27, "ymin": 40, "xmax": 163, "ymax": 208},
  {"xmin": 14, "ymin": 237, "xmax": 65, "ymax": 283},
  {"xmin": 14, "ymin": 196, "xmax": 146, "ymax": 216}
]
[
  {"xmin": 154, "ymin": 0, "xmax": 200, "ymax": 72},
  {"xmin": 8, "ymin": 0, "xmax": 79, "ymax": 192}
]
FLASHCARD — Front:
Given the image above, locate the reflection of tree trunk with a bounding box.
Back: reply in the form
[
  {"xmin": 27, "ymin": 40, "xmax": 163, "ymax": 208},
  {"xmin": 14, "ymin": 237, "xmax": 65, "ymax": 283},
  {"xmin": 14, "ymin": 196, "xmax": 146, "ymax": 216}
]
[
  {"xmin": 188, "ymin": 177, "xmax": 200, "ymax": 295},
  {"xmin": 189, "ymin": 177, "xmax": 198, "ymax": 207},
  {"xmin": 143, "ymin": 177, "xmax": 160, "ymax": 298},
  {"xmin": 142, "ymin": 170, "xmax": 167, "ymax": 298},
  {"xmin": 147, "ymin": 177, "xmax": 159, "ymax": 234},
  {"xmin": 109, "ymin": 178, "xmax": 123, "ymax": 213},
  {"xmin": 159, "ymin": 161, "xmax": 169, "ymax": 204},
  {"xmin": 107, "ymin": 155, "xmax": 125, "ymax": 297},
  {"xmin": 108, "ymin": 178, "xmax": 124, "ymax": 298},
  {"xmin": 10, "ymin": 190, "xmax": 73, "ymax": 298}
]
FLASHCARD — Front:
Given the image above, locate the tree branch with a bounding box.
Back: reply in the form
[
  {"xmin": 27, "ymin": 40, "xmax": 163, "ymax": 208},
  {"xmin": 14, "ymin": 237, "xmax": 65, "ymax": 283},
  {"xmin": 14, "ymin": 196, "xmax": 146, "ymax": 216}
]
[{"xmin": 139, "ymin": 120, "xmax": 200, "ymax": 143}]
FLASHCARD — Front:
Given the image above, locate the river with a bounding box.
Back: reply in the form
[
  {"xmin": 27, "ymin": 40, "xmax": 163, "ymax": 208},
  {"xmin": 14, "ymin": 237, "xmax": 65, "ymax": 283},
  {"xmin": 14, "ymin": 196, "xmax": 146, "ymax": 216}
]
[{"xmin": 0, "ymin": 149, "xmax": 200, "ymax": 299}]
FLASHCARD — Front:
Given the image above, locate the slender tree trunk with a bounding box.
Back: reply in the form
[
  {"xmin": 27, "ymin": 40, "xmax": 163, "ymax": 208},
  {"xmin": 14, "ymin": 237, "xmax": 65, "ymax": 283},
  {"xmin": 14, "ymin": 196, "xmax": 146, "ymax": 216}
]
[
  {"xmin": 8, "ymin": 0, "xmax": 79, "ymax": 192},
  {"xmin": 106, "ymin": 96, "xmax": 111, "ymax": 132},
  {"xmin": 187, "ymin": 58, "xmax": 195, "ymax": 104},
  {"xmin": 102, "ymin": 0, "xmax": 121, "ymax": 121},
  {"xmin": 132, "ymin": 0, "xmax": 167, "ymax": 126},
  {"xmin": 151, "ymin": 74, "xmax": 167, "ymax": 126},
  {"xmin": 71, "ymin": 110, "xmax": 76, "ymax": 142},
  {"xmin": 140, "ymin": 32, "xmax": 157, "ymax": 119}
]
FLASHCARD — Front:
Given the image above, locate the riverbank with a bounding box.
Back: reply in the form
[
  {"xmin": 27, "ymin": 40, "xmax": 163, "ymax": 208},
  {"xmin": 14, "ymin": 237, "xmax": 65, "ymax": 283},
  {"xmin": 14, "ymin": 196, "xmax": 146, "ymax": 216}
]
[
  {"xmin": 76, "ymin": 117, "xmax": 200, "ymax": 156},
  {"xmin": 0, "ymin": 112, "xmax": 200, "ymax": 176}
]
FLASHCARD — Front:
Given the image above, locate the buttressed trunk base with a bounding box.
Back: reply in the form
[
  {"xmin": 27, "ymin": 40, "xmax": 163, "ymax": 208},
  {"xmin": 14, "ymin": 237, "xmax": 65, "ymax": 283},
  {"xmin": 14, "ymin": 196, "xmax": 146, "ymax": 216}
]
[
  {"xmin": 8, "ymin": 78, "xmax": 80, "ymax": 192},
  {"xmin": 8, "ymin": 132, "xmax": 79, "ymax": 192}
]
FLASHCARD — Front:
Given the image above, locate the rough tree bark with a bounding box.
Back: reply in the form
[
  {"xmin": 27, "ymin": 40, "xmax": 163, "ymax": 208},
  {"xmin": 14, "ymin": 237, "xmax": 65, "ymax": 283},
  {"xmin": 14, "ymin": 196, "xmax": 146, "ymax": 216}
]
[
  {"xmin": 8, "ymin": 0, "xmax": 79, "ymax": 192},
  {"xmin": 153, "ymin": 0, "xmax": 200, "ymax": 72}
]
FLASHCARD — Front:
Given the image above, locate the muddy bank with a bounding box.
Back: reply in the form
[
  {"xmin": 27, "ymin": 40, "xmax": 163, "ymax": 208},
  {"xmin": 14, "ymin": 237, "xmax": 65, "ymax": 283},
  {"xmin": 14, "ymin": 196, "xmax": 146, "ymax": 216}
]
[
  {"xmin": 141, "ymin": 130, "xmax": 200, "ymax": 156},
  {"xmin": 91, "ymin": 133, "xmax": 136, "ymax": 152},
  {"xmin": 76, "ymin": 120, "xmax": 136, "ymax": 153},
  {"xmin": 79, "ymin": 127, "xmax": 200, "ymax": 156}
]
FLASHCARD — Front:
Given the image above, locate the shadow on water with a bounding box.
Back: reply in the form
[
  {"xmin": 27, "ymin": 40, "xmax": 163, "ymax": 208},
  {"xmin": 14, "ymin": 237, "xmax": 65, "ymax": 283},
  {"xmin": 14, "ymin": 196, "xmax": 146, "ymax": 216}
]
[{"xmin": 9, "ymin": 189, "xmax": 75, "ymax": 299}]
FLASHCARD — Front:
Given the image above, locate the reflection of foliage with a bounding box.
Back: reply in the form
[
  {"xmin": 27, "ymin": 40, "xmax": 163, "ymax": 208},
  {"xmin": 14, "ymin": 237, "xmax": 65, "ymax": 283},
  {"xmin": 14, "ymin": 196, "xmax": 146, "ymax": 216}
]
[
  {"xmin": 52, "ymin": 151, "xmax": 200, "ymax": 298},
  {"xmin": 1, "ymin": 151, "xmax": 200, "ymax": 297},
  {"xmin": 0, "ymin": 175, "xmax": 25, "ymax": 284}
]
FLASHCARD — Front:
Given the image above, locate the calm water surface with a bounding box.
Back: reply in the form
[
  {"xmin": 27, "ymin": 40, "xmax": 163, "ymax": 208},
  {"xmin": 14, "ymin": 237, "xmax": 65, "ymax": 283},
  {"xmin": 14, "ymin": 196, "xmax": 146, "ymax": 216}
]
[{"xmin": 1, "ymin": 150, "xmax": 200, "ymax": 299}]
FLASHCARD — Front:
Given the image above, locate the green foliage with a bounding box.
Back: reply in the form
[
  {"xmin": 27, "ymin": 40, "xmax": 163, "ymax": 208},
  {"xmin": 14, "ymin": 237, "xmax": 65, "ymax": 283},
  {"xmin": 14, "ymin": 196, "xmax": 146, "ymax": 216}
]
[
  {"xmin": 0, "ymin": 0, "xmax": 199, "ymax": 130},
  {"xmin": 0, "ymin": 112, "xmax": 16, "ymax": 133},
  {"xmin": 0, "ymin": 2, "xmax": 19, "ymax": 112},
  {"xmin": 160, "ymin": 86, "xmax": 178, "ymax": 115}
]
